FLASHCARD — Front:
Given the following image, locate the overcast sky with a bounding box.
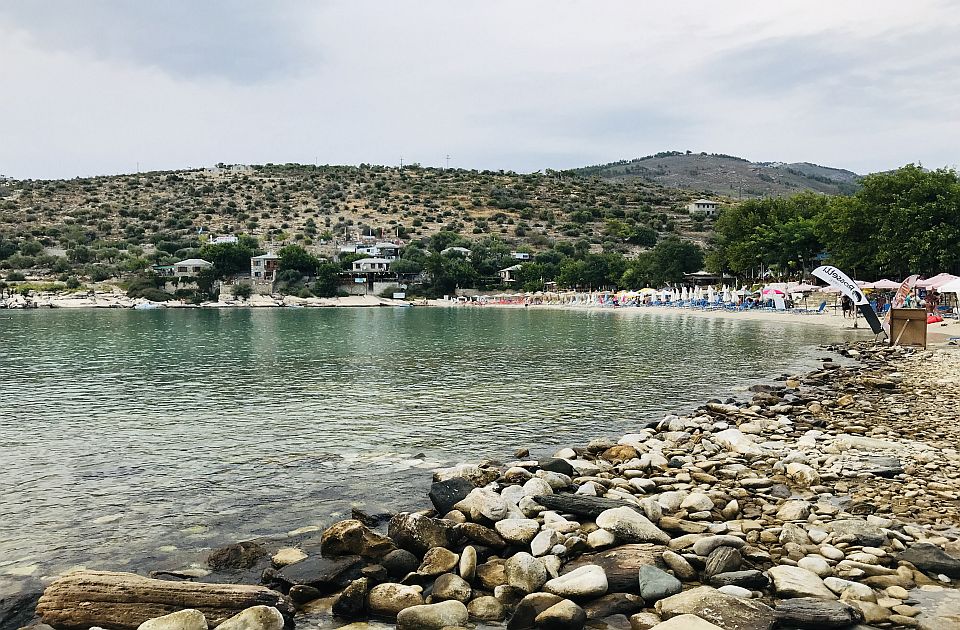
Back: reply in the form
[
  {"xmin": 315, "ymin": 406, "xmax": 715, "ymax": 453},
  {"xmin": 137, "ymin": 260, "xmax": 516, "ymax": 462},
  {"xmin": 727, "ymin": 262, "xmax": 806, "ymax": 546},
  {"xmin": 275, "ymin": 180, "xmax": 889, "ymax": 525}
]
[{"xmin": 1, "ymin": 0, "xmax": 957, "ymax": 179}]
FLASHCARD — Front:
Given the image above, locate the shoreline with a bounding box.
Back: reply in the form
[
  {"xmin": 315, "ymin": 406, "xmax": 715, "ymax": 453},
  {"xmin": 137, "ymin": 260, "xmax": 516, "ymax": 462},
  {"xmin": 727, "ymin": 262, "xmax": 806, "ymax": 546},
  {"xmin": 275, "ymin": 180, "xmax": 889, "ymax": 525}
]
[
  {"xmin": 13, "ymin": 340, "xmax": 960, "ymax": 630},
  {"xmin": 10, "ymin": 291, "xmax": 958, "ymax": 346}
]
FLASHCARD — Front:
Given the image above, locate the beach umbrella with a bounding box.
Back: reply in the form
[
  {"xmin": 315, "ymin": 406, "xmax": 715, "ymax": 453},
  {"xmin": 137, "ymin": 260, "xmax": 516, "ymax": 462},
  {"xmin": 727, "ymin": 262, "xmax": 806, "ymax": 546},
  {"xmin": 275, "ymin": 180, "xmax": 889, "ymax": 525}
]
[
  {"xmin": 762, "ymin": 287, "xmax": 786, "ymax": 296},
  {"xmin": 791, "ymin": 283, "xmax": 817, "ymax": 292},
  {"xmin": 707, "ymin": 286, "xmax": 716, "ymax": 302},
  {"xmin": 940, "ymin": 278, "xmax": 960, "ymax": 294},
  {"xmin": 918, "ymin": 273, "xmax": 959, "ymax": 289},
  {"xmin": 870, "ymin": 279, "xmax": 901, "ymax": 290}
]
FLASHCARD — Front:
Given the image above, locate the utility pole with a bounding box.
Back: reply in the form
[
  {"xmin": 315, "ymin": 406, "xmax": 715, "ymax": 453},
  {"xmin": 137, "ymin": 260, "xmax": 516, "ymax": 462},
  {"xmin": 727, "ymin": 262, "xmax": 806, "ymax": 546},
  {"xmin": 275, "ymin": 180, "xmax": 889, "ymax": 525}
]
[
  {"xmin": 400, "ymin": 156, "xmax": 404, "ymax": 169},
  {"xmin": 445, "ymin": 155, "xmax": 451, "ymax": 170}
]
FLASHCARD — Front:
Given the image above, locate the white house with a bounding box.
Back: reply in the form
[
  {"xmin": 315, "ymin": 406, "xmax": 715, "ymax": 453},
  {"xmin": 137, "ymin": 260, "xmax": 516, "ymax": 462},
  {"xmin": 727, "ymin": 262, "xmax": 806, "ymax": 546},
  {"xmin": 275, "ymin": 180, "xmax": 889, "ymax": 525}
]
[
  {"xmin": 687, "ymin": 199, "xmax": 719, "ymax": 217},
  {"xmin": 499, "ymin": 264, "xmax": 523, "ymax": 283},
  {"xmin": 511, "ymin": 251, "xmax": 531, "ymax": 261},
  {"xmin": 173, "ymin": 258, "xmax": 214, "ymax": 278},
  {"xmin": 340, "ymin": 241, "xmax": 402, "ymax": 260},
  {"xmin": 209, "ymin": 235, "xmax": 238, "ymax": 245},
  {"xmin": 251, "ymin": 252, "xmax": 280, "ymax": 281},
  {"xmin": 352, "ymin": 258, "xmax": 392, "ymax": 272},
  {"xmin": 441, "ymin": 246, "xmax": 471, "ymax": 258}
]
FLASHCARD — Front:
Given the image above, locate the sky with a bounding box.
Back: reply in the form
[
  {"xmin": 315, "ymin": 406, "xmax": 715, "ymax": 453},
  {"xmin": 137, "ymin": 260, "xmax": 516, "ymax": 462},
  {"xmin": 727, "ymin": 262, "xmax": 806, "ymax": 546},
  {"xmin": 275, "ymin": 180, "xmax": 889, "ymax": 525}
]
[{"xmin": 0, "ymin": 0, "xmax": 957, "ymax": 180}]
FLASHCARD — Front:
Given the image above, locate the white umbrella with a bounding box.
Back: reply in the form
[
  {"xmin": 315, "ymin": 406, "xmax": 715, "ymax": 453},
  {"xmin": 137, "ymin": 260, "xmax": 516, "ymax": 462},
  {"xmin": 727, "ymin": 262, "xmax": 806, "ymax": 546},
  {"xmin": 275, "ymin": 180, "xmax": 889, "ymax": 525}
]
[{"xmin": 707, "ymin": 286, "xmax": 716, "ymax": 303}]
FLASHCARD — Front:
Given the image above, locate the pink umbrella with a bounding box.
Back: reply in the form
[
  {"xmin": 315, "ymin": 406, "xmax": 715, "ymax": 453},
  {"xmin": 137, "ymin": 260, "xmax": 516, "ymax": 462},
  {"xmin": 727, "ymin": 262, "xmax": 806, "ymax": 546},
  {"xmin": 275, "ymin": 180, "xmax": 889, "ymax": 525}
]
[
  {"xmin": 917, "ymin": 273, "xmax": 959, "ymax": 289},
  {"xmin": 870, "ymin": 279, "xmax": 900, "ymax": 290},
  {"xmin": 762, "ymin": 288, "xmax": 786, "ymax": 296}
]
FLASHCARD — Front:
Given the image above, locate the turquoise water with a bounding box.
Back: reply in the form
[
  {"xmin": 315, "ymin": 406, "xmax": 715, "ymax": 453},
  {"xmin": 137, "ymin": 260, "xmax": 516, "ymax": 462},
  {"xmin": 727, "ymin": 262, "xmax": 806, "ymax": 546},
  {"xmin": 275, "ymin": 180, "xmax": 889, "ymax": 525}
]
[{"xmin": 0, "ymin": 307, "xmax": 855, "ymax": 589}]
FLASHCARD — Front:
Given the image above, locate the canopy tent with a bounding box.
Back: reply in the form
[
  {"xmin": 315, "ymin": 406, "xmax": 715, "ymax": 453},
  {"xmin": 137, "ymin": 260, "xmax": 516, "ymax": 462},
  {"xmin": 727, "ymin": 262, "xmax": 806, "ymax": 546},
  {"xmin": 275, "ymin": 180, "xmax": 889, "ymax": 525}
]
[
  {"xmin": 939, "ymin": 278, "xmax": 960, "ymax": 294},
  {"xmin": 918, "ymin": 273, "xmax": 960, "ymax": 289}
]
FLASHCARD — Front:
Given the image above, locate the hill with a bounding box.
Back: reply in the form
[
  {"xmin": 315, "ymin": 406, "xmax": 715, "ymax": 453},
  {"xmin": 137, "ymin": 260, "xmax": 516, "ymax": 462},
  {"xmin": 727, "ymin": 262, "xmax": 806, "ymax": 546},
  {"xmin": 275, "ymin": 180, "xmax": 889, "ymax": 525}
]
[
  {"xmin": 0, "ymin": 163, "xmax": 717, "ymax": 282},
  {"xmin": 571, "ymin": 152, "xmax": 861, "ymax": 197}
]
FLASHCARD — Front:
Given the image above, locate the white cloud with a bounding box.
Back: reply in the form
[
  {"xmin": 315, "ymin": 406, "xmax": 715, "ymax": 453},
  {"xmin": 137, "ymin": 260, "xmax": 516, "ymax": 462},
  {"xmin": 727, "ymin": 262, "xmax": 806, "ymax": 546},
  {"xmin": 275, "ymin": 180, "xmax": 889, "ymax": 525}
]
[{"xmin": 0, "ymin": 0, "xmax": 957, "ymax": 178}]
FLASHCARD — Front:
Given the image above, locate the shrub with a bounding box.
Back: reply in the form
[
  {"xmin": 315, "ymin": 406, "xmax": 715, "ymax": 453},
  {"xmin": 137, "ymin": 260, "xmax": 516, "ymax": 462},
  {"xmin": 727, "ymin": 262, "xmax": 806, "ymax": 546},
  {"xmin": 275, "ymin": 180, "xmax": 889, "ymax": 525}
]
[
  {"xmin": 232, "ymin": 283, "xmax": 252, "ymax": 300},
  {"xmin": 6, "ymin": 271, "xmax": 25, "ymax": 281}
]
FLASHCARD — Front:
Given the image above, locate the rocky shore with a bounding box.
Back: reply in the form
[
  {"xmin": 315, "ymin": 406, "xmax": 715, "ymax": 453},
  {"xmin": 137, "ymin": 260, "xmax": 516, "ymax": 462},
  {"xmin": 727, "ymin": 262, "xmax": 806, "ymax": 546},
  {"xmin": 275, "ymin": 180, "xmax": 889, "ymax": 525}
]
[{"xmin": 15, "ymin": 342, "xmax": 960, "ymax": 630}]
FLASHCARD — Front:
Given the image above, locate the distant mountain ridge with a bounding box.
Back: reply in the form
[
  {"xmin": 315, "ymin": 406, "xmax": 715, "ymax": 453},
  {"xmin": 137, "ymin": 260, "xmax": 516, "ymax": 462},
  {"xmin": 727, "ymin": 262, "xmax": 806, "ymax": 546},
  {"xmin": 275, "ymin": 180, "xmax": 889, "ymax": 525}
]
[{"xmin": 570, "ymin": 151, "xmax": 862, "ymax": 198}]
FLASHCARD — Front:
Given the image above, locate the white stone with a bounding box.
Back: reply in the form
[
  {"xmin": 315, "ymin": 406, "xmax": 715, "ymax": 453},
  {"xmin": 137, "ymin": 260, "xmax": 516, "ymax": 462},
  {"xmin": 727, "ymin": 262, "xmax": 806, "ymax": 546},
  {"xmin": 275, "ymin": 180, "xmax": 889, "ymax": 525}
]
[
  {"xmin": 717, "ymin": 585, "xmax": 753, "ymax": 599},
  {"xmin": 587, "ymin": 528, "xmax": 616, "ymax": 549},
  {"xmin": 798, "ymin": 556, "xmax": 833, "ymax": 577},
  {"xmin": 271, "ymin": 548, "xmax": 306, "ymax": 568},
  {"xmin": 680, "ymin": 492, "xmax": 714, "ymax": 512},
  {"xmin": 595, "ymin": 507, "xmax": 670, "ymax": 544},
  {"xmin": 713, "ymin": 429, "xmax": 765, "ymax": 456},
  {"xmin": 138, "ymin": 610, "xmax": 207, "ymax": 630},
  {"xmin": 769, "ymin": 565, "xmax": 837, "ymax": 599},
  {"xmin": 396, "ymin": 600, "xmax": 468, "ymax": 630},
  {"xmin": 216, "ymin": 606, "xmax": 284, "ymax": 630},
  {"xmin": 530, "ymin": 528, "xmax": 563, "ymax": 557},
  {"xmin": 543, "ymin": 564, "xmax": 608, "ymax": 598},
  {"xmin": 494, "ymin": 518, "xmax": 541, "ymax": 545}
]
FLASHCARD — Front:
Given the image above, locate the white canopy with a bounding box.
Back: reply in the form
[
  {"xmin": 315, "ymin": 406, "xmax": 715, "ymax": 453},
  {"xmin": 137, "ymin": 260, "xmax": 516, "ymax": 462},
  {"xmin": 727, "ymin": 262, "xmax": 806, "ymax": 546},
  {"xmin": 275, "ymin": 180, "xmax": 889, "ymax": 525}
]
[{"xmin": 939, "ymin": 278, "xmax": 960, "ymax": 294}]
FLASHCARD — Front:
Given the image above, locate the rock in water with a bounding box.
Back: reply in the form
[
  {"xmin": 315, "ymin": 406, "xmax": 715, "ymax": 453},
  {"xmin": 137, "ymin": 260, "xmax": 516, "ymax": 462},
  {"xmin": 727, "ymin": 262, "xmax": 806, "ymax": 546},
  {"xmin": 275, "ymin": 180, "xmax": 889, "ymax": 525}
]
[
  {"xmin": 388, "ymin": 512, "xmax": 460, "ymax": 556},
  {"xmin": 137, "ymin": 610, "xmax": 207, "ymax": 630},
  {"xmin": 275, "ymin": 555, "xmax": 363, "ymax": 590},
  {"xmin": 539, "ymin": 457, "xmax": 575, "ymax": 477},
  {"xmin": 332, "ymin": 578, "xmax": 368, "ymax": 619},
  {"xmin": 534, "ymin": 599, "xmax": 587, "ymax": 630},
  {"xmin": 543, "ymin": 565, "xmax": 608, "ymax": 598},
  {"xmin": 656, "ymin": 586, "xmax": 776, "ymax": 630},
  {"xmin": 320, "ymin": 519, "xmax": 395, "ymax": 559},
  {"xmin": 768, "ymin": 566, "xmax": 837, "ymax": 600},
  {"xmin": 637, "ymin": 565, "xmax": 682, "ymax": 602},
  {"xmin": 595, "ymin": 507, "xmax": 670, "ymax": 545},
  {"xmin": 428, "ymin": 477, "xmax": 475, "ymax": 515},
  {"xmin": 898, "ymin": 543, "xmax": 960, "ymax": 578},
  {"xmin": 207, "ymin": 542, "xmax": 266, "ymax": 571},
  {"xmin": 396, "ymin": 600, "xmax": 468, "ymax": 629},
  {"xmin": 774, "ymin": 598, "xmax": 864, "ymax": 628}
]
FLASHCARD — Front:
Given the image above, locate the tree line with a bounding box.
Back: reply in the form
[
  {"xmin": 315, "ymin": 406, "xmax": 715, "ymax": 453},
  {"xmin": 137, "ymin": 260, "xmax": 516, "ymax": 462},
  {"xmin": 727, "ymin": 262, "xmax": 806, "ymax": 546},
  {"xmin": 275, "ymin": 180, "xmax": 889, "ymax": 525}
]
[{"xmin": 707, "ymin": 165, "xmax": 960, "ymax": 280}]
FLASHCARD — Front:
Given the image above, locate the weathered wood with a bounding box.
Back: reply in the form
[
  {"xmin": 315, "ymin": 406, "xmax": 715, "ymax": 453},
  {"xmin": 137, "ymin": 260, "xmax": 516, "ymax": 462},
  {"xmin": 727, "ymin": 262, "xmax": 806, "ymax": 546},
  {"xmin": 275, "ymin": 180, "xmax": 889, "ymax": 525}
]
[
  {"xmin": 533, "ymin": 494, "xmax": 642, "ymax": 519},
  {"xmin": 774, "ymin": 597, "xmax": 864, "ymax": 628},
  {"xmin": 561, "ymin": 544, "xmax": 666, "ymax": 593},
  {"xmin": 36, "ymin": 570, "xmax": 294, "ymax": 630}
]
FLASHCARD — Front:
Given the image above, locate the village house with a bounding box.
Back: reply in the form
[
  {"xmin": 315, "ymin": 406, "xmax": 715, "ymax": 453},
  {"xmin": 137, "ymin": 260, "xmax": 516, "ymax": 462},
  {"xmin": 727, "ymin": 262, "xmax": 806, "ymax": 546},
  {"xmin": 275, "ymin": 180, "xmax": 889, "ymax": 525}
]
[
  {"xmin": 352, "ymin": 258, "xmax": 392, "ymax": 273},
  {"xmin": 173, "ymin": 259, "xmax": 214, "ymax": 278},
  {"xmin": 441, "ymin": 246, "xmax": 471, "ymax": 258},
  {"xmin": 209, "ymin": 235, "xmax": 238, "ymax": 245},
  {"xmin": 340, "ymin": 241, "xmax": 403, "ymax": 260},
  {"xmin": 511, "ymin": 251, "xmax": 531, "ymax": 261},
  {"xmin": 499, "ymin": 264, "xmax": 523, "ymax": 283},
  {"xmin": 251, "ymin": 252, "xmax": 280, "ymax": 282},
  {"xmin": 687, "ymin": 199, "xmax": 719, "ymax": 217}
]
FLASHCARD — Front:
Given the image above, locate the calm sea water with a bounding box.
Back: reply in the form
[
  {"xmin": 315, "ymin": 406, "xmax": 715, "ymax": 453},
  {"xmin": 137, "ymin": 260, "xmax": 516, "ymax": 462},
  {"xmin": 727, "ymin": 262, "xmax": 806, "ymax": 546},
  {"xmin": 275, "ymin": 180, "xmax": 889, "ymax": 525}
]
[{"xmin": 0, "ymin": 306, "xmax": 854, "ymax": 593}]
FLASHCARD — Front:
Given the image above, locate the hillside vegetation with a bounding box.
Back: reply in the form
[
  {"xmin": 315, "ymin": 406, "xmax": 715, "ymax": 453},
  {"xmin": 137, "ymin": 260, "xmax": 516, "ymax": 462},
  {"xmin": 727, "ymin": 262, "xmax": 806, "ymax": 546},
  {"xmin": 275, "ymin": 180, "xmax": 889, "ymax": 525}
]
[{"xmin": 572, "ymin": 151, "xmax": 861, "ymax": 198}]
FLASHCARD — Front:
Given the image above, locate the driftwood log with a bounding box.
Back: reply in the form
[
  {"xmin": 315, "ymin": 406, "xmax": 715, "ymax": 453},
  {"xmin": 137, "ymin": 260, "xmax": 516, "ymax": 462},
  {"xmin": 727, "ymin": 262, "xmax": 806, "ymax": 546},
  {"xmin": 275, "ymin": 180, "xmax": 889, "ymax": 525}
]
[{"xmin": 35, "ymin": 570, "xmax": 295, "ymax": 630}]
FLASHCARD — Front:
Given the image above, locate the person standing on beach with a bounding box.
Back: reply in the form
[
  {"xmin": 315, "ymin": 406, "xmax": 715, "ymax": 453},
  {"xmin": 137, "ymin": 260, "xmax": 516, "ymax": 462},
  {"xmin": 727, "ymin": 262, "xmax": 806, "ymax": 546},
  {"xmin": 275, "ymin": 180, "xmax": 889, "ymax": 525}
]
[{"xmin": 841, "ymin": 295, "xmax": 852, "ymax": 318}]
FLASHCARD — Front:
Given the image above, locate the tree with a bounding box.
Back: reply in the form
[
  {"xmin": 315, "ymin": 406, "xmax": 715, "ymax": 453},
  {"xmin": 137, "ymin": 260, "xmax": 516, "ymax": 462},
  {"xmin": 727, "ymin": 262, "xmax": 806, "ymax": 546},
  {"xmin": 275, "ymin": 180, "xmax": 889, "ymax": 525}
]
[
  {"xmin": 232, "ymin": 283, "xmax": 252, "ymax": 300},
  {"xmin": 278, "ymin": 244, "xmax": 320, "ymax": 275},
  {"xmin": 313, "ymin": 261, "xmax": 342, "ymax": 297},
  {"xmin": 199, "ymin": 239, "xmax": 259, "ymax": 277}
]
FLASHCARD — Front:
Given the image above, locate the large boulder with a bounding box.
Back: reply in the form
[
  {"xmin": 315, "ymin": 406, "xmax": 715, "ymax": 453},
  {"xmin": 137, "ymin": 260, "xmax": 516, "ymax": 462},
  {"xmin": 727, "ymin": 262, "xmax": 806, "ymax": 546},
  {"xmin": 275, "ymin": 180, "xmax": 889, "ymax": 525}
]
[
  {"xmin": 395, "ymin": 600, "xmax": 468, "ymax": 630},
  {"xmin": 534, "ymin": 598, "xmax": 587, "ymax": 630},
  {"xmin": 495, "ymin": 518, "xmax": 541, "ymax": 545},
  {"xmin": 428, "ymin": 477, "xmax": 476, "ymax": 515},
  {"xmin": 595, "ymin": 507, "xmax": 670, "ymax": 545},
  {"xmin": 367, "ymin": 582, "xmax": 424, "ymax": 619},
  {"xmin": 543, "ymin": 565, "xmax": 608, "ymax": 599},
  {"xmin": 768, "ymin": 565, "xmax": 837, "ymax": 600},
  {"xmin": 388, "ymin": 512, "xmax": 460, "ymax": 556},
  {"xmin": 274, "ymin": 555, "xmax": 363, "ymax": 591},
  {"xmin": 637, "ymin": 565, "xmax": 681, "ymax": 603},
  {"xmin": 320, "ymin": 519, "xmax": 395, "ymax": 559},
  {"xmin": 505, "ymin": 552, "xmax": 548, "ymax": 593},
  {"xmin": 215, "ymin": 606, "xmax": 284, "ymax": 630},
  {"xmin": 137, "ymin": 610, "xmax": 207, "ymax": 630},
  {"xmin": 899, "ymin": 543, "xmax": 960, "ymax": 578},
  {"xmin": 656, "ymin": 586, "xmax": 776, "ymax": 630},
  {"xmin": 454, "ymin": 488, "xmax": 510, "ymax": 522}
]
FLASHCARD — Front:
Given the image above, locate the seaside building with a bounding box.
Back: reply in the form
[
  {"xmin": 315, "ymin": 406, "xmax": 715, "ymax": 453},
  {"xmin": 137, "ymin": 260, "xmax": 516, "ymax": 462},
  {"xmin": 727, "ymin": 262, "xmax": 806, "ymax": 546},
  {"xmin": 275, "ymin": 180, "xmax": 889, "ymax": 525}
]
[
  {"xmin": 499, "ymin": 264, "xmax": 523, "ymax": 283},
  {"xmin": 687, "ymin": 199, "xmax": 719, "ymax": 217},
  {"xmin": 173, "ymin": 259, "xmax": 214, "ymax": 278},
  {"xmin": 352, "ymin": 258, "xmax": 392, "ymax": 273},
  {"xmin": 441, "ymin": 246, "xmax": 471, "ymax": 258},
  {"xmin": 340, "ymin": 241, "xmax": 402, "ymax": 260},
  {"xmin": 251, "ymin": 252, "xmax": 280, "ymax": 282},
  {"xmin": 209, "ymin": 235, "xmax": 239, "ymax": 245}
]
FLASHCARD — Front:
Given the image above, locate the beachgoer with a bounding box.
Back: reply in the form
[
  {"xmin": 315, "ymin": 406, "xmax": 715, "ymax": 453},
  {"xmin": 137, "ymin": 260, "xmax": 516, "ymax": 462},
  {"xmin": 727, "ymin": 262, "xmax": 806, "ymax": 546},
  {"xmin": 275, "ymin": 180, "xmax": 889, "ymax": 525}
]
[{"xmin": 841, "ymin": 295, "xmax": 852, "ymax": 318}]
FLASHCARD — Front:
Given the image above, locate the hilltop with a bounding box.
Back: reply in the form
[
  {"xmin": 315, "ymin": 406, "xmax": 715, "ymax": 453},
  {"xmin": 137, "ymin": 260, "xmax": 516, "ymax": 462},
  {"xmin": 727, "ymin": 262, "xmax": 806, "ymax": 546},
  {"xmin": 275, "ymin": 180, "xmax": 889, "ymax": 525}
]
[
  {"xmin": 0, "ymin": 163, "xmax": 711, "ymax": 277},
  {"xmin": 571, "ymin": 152, "xmax": 861, "ymax": 198}
]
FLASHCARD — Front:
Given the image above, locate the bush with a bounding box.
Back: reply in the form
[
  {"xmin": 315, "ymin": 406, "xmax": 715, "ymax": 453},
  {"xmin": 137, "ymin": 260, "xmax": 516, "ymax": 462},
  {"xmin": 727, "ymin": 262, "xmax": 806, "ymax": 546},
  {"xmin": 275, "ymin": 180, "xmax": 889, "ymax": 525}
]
[
  {"xmin": 6, "ymin": 271, "xmax": 25, "ymax": 281},
  {"xmin": 137, "ymin": 288, "xmax": 175, "ymax": 301},
  {"xmin": 65, "ymin": 277, "xmax": 81, "ymax": 289},
  {"xmin": 232, "ymin": 283, "xmax": 252, "ymax": 300}
]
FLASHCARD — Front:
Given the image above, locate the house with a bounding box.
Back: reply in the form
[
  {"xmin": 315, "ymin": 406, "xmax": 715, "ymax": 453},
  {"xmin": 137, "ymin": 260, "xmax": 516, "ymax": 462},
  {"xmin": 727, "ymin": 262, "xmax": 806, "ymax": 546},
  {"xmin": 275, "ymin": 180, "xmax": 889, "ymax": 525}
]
[
  {"xmin": 687, "ymin": 199, "xmax": 719, "ymax": 217},
  {"xmin": 511, "ymin": 251, "xmax": 531, "ymax": 261},
  {"xmin": 340, "ymin": 241, "xmax": 402, "ymax": 260},
  {"xmin": 209, "ymin": 235, "xmax": 238, "ymax": 245},
  {"xmin": 352, "ymin": 258, "xmax": 392, "ymax": 273},
  {"xmin": 151, "ymin": 264, "xmax": 175, "ymax": 277},
  {"xmin": 499, "ymin": 264, "xmax": 523, "ymax": 283},
  {"xmin": 173, "ymin": 259, "xmax": 214, "ymax": 278},
  {"xmin": 251, "ymin": 252, "xmax": 280, "ymax": 282},
  {"xmin": 441, "ymin": 246, "xmax": 471, "ymax": 258}
]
